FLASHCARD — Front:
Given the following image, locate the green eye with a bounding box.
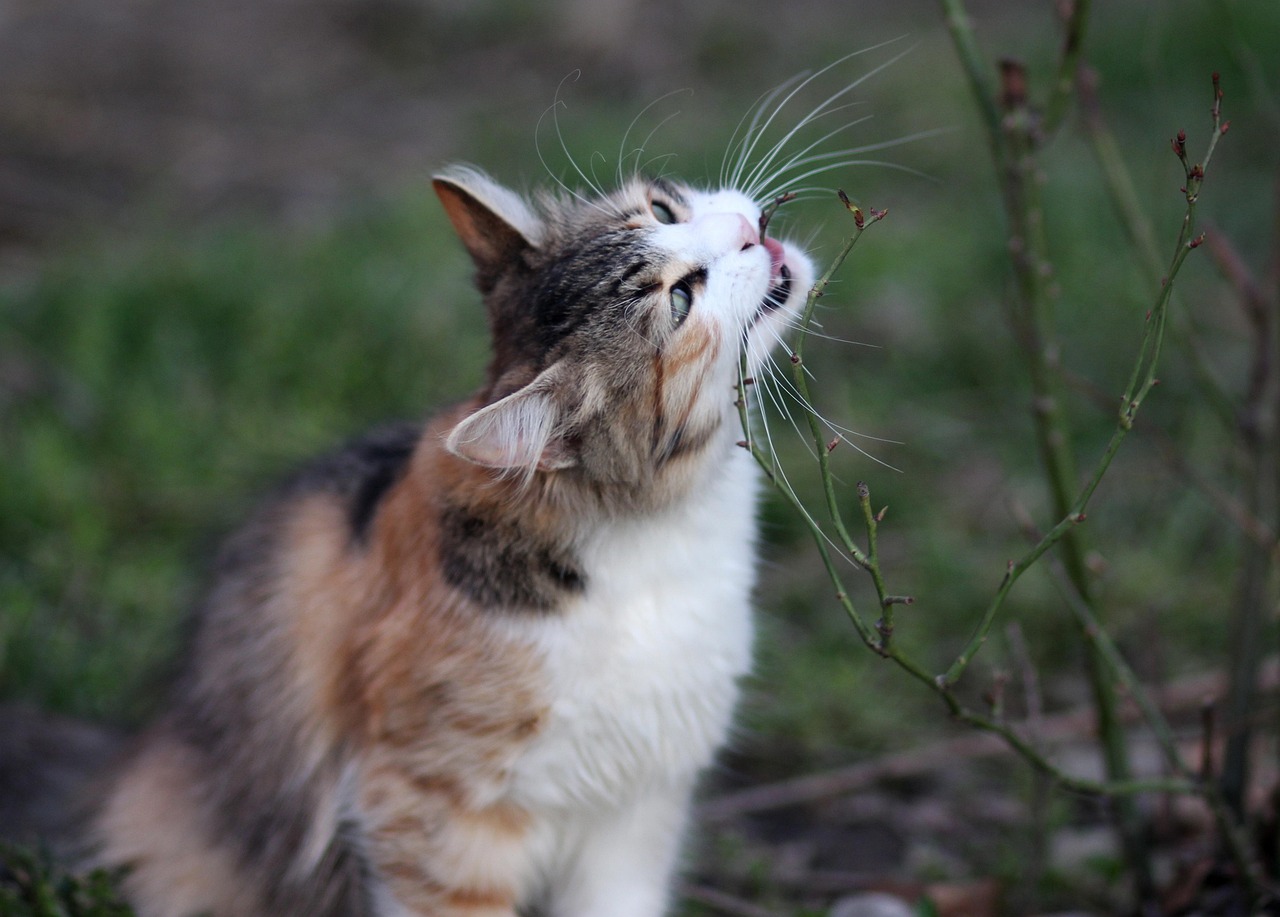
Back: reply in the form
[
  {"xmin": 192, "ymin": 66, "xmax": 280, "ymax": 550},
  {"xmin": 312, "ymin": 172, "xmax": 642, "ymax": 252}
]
[
  {"xmin": 670, "ymin": 281, "xmax": 693, "ymax": 326},
  {"xmin": 651, "ymin": 200, "xmax": 677, "ymax": 225}
]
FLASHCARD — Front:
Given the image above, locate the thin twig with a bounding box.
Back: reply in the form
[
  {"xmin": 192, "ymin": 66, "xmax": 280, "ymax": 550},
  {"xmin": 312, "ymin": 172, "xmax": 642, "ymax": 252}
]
[
  {"xmin": 1042, "ymin": 0, "xmax": 1093, "ymax": 136},
  {"xmin": 703, "ymin": 657, "xmax": 1280, "ymax": 823}
]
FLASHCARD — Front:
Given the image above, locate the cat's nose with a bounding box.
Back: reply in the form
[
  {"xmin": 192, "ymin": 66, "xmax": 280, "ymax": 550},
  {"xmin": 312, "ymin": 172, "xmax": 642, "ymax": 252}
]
[{"xmin": 698, "ymin": 212, "xmax": 759, "ymax": 254}]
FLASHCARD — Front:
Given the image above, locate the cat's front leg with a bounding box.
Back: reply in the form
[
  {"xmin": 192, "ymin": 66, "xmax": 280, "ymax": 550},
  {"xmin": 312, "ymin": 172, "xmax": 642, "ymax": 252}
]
[
  {"xmin": 361, "ymin": 766, "xmax": 532, "ymax": 917},
  {"xmin": 550, "ymin": 781, "xmax": 693, "ymax": 917}
]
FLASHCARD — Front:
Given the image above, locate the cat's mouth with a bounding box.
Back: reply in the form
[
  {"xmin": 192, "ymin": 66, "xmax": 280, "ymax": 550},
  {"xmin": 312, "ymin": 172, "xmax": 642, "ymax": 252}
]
[
  {"xmin": 756, "ymin": 237, "xmax": 793, "ymax": 319},
  {"xmin": 762, "ymin": 263, "xmax": 792, "ymax": 311}
]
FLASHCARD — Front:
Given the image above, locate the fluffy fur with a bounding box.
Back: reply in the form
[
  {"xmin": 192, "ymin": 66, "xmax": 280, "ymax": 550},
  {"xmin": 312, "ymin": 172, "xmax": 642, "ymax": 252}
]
[{"xmin": 3, "ymin": 163, "xmax": 815, "ymax": 916}]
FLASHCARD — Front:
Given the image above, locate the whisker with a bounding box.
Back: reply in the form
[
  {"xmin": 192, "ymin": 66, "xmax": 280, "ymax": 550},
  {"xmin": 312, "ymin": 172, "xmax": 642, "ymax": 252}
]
[
  {"xmin": 618, "ymin": 89, "xmax": 693, "ymax": 184},
  {"xmin": 737, "ymin": 40, "xmax": 914, "ymax": 198},
  {"xmin": 759, "ymin": 317, "xmax": 905, "ymax": 466},
  {"xmin": 745, "ymin": 113, "xmax": 889, "ymax": 201},
  {"xmin": 534, "ymin": 72, "xmax": 621, "ymax": 217},
  {"xmin": 742, "ymin": 361, "xmax": 869, "ymax": 565},
  {"xmin": 724, "ymin": 74, "xmax": 810, "ymax": 191},
  {"xmin": 740, "ymin": 94, "xmax": 871, "ymax": 199},
  {"xmin": 774, "ymin": 319, "xmax": 881, "ymax": 349},
  {"xmin": 639, "ymin": 151, "xmax": 681, "ymax": 181},
  {"xmin": 738, "ymin": 93, "xmax": 862, "ymax": 190},
  {"xmin": 759, "ymin": 157, "xmax": 939, "ymax": 204}
]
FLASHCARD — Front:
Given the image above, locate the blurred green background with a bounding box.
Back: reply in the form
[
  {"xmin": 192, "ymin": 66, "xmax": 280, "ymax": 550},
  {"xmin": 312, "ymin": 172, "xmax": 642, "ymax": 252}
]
[{"xmin": 1, "ymin": 0, "xmax": 1278, "ymax": 910}]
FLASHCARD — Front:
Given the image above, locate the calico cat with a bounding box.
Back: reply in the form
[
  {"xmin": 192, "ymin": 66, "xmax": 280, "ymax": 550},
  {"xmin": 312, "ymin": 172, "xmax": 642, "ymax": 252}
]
[{"xmin": 2, "ymin": 161, "xmax": 816, "ymax": 916}]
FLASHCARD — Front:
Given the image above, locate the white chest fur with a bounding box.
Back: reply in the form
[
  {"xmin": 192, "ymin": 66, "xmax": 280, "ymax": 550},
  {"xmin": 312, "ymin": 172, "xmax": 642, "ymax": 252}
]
[{"xmin": 506, "ymin": 447, "xmax": 760, "ymax": 812}]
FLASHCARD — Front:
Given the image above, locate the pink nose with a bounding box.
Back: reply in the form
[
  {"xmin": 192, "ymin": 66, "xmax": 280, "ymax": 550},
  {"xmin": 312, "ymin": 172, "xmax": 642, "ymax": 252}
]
[{"xmin": 734, "ymin": 213, "xmax": 760, "ymax": 250}]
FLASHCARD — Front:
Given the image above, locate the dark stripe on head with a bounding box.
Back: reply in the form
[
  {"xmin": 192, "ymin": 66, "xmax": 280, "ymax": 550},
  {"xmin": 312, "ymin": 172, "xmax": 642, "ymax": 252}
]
[
  {"xmin": 608, "ymin": 258, "xmax": 650, "ymax": 298},
  {"xmin": 532, "ymin": 233, "xmax": 654, "ymax": 351},
  {"xmin": 648, "ymin": 177, "xmax": 687, "ymax": 207}
]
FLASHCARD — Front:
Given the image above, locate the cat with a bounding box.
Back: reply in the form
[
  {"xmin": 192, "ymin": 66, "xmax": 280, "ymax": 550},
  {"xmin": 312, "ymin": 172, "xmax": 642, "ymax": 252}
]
[{"xmin": 1, "ymin": 158, "xmax": 817, "ymax": 916}]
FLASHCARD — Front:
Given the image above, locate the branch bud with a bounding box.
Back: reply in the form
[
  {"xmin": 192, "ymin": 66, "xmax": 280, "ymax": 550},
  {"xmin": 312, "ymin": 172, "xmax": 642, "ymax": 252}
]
[
  {"xmin": 999, "ymin": 58, "xmax": 1029, "ymax": 111},
  {"xmin": 838, "ymin": 190, "xmax": 866, "ymax": 229},
  {"xmin": 758, "ymin": 192, "xmax": 797, "ymax": 237}
]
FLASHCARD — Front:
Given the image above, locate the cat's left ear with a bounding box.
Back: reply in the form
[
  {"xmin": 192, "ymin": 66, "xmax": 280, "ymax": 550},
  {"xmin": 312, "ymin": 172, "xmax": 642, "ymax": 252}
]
[
  {"xmin": 445, "ymin": 367, "xmax": 576, "ymax": 474},
  {"xmin": 433, "ymin": 166, "xmax": 542, "ymax": 290}
]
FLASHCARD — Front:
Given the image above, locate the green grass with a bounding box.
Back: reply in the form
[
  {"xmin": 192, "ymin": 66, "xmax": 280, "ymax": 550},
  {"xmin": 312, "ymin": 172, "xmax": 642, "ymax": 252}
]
[
  {"xmin": 0, "ymin": 194, "xmax": 491, "ymax": 720},
  {"xmin": 0, "ymin": 844, "xmax": 133, "ymax": 916}
]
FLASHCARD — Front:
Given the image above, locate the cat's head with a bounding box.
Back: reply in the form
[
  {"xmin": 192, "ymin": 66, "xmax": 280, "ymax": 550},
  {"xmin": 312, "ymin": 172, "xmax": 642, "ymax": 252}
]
[{"xmin": 433, "ymin": 166, "xmax": 813, "ymax": 501}]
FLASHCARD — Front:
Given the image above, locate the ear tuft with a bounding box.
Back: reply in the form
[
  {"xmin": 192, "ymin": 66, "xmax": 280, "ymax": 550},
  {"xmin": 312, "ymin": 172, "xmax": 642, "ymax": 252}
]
[
  {"xmin": 433, "ymin": 166, "xmax": 542, "ymax": 285},
  {"xmin": 446, "ymin": 381, "xmax": 576, "ymax": 474}
]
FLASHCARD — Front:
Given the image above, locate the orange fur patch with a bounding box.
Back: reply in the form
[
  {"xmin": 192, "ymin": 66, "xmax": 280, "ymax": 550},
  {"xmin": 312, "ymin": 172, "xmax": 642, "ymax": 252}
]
[{"xmin": 95, "ymin": 738, "xmax": 269, "ymax": 917}]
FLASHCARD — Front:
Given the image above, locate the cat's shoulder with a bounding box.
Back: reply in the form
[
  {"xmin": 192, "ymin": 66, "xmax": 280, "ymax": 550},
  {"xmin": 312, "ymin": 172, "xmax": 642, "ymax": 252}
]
[
  {"xmin": 233, "ymin": 422, "xmax": 424, "ymax": 544},
  {"xmin": 282, "ymin": 423, "xmax": 423, "ymax": 541}
]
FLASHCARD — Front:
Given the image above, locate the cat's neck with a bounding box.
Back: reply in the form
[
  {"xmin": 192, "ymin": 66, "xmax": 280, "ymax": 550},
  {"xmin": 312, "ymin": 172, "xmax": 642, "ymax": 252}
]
[
  {"xmin": 431, "ymin": 397, "xmax": 740, "ymax": 523},
  {"xmin": 366, "ymin": 403, "xmax": 748, "ymax": 614}
]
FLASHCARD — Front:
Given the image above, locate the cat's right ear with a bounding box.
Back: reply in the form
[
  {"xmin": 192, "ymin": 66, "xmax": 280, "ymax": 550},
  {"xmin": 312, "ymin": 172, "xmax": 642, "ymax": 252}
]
[
  {"xmin": 445, "ymin": 367, "xmax": 576, "ymax": 475},
  {"xmin": 433, "ymin": 166, "xmax": 542, "ymax": 288}
]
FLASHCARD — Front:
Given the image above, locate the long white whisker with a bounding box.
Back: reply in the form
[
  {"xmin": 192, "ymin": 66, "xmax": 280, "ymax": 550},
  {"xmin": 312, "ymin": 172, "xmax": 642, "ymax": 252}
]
[
  {"xmin": 739, "ymin": 85, "xmax": 872, "ymax": 198},
  {"xmin": 617, "ymin": 89, "xmax": 693, "ymax": 184},
  {"xmin": 756, "ymin": 128, "xmax": 952, "ymax": 202},
  {"xmin": 631, "ymin": 110, "xmax": 687, "ymax": 176},
  {"xmin": 737, "ymin": 90, "xmax": 867, "ymax": 192},
  {"xmin": 724, "ymin": 74, "xmax": 811, "ymax": 190},
  {"xmin": 744, "ymin": 362, "xmax": 867, "ymax": 564},
  {"xmin": 536, "ymin": 102, "xmax": 616, "ymax": 216},
  {"xmin": 730, "ymin": 58, "xmax": 849, "ymax": 192},
  {"xmin": 740, "ymin": 106, "xmax": 871, "ymax": 199},
  {"xmin": 537, "ymin": 72, "xmax": 629, "ymax": 218},
  {"xmin": 776, "ymin": 355, "xmax": 904, "ymax": 471},
  {"xmin": 774, "ymin": 319, "xmax": 881, "ymax": 348},
  {"xmin": 759, "ymin": 157, "xmax": 939, "ymax": 203},
  {"xmin": 744, "ymin": 113, "xmax": 877, "ymax": 200},
  {"xmin": 639, "ymin": 152, "xmax": 681, "ymax": 180},
  {"xmin": 761, "ymin": 360, "xmax": 821, "ymax": 463},
  {"xmin": 767, "ymin": 358, "xmax": 904, "ymax": 447},
  {"xmin": 736, "ymin": 39, "xmax": 913, "ymax": 197}
]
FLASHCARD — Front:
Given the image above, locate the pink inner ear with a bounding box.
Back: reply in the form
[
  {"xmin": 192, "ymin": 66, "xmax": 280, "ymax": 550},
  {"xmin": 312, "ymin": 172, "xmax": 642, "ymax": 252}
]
[{"xmin": 445, "ymin": 386, "xmax": 576, "ymax": 473}]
